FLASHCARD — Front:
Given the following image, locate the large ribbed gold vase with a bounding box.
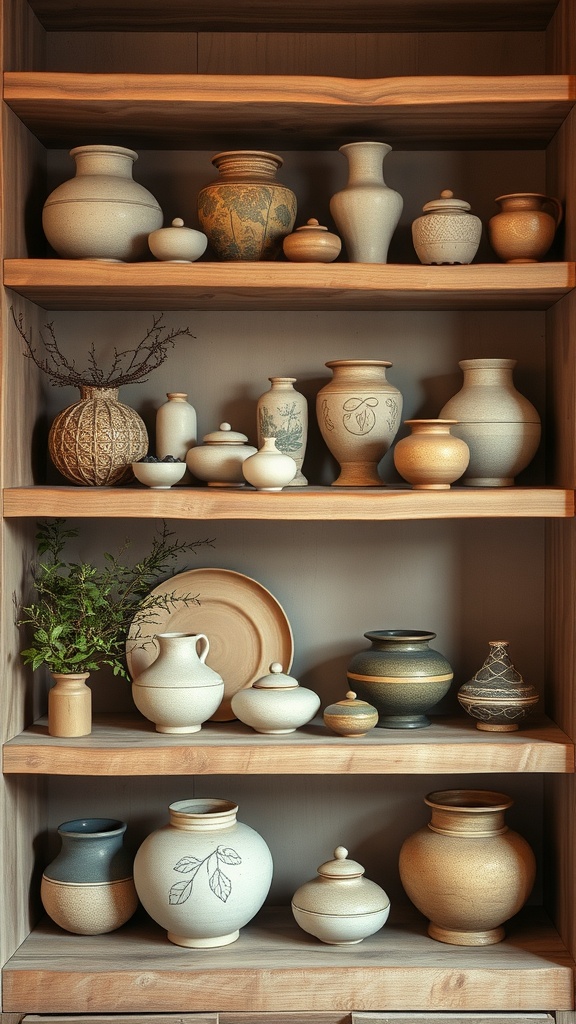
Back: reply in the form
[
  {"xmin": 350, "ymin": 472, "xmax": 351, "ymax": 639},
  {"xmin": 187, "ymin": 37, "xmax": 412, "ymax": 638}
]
[
  {"xmin": 48, "ymin": 386, "xmax": 148, "ymax": 486},
  {"xmin": 398, "ymin": 789, "xmax": 536, "ymax": 946}
]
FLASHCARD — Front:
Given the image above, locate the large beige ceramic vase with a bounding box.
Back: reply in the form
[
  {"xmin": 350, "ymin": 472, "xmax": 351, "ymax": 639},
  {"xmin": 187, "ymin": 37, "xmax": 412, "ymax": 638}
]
[
  {"xmin": 439, "ymin": 358, "xmax": 541, "ymax": 486},
  {"xmin": 133, "ymin": 798, "xmax": 273, "ymax": 948},
  {"xmin": 316, "ymin": 359, "xmax": 402, "ymax": 486},
  {"xmin": 42, "ymin": 144, "xmax": 163, "ymax": 261},
  {"xmin": 398, "ymin": 789, "xmax": 536, "ymax": 946},
  {"xmin": 49, "ymin": 386, "xmax": 148, "ymax": 486},
  {"xmin": 197, "ymin": 150, "xmax": 297, "ymax": 261}
]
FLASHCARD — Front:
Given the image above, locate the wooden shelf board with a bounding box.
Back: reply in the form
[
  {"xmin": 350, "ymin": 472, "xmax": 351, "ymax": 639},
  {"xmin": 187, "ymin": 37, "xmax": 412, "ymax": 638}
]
[
  {"xmin": 4, "ymin": 74, "xmax": 574, "ymax": 148},
  {"xmin": 3, "ymin": 907, "xmax": 573, "ymax": 1013},
  {"xmin": 25, "ymin": 0, "xmax": 561, "ymax": 33},
  {"xmin": 3, "ymin": 715, "xmax": 573, "ymax": 775},
  {"xmin": 4, "ymin": 261, "xmax": 575, "ymax": 311},
  {"xmin": 3, "ymin": 486, "xmax": 574, "ymax": 521}
]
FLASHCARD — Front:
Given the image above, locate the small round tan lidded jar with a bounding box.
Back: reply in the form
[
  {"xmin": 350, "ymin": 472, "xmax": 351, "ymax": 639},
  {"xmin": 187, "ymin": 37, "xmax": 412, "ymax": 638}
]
[
  {"xmin": 186, "ymin": 422, "xmax": 257, "ymax": 486},
  {"xmin": 231, "ymin": 662, "xmax": 320, "ymax": 734},
  {"xmin": 148, "ymin": 218, "xmax": 208, "ymax": 262},
  {"xmin": 283, "ymin": 219, "xmax": 342, "ymax": 262},
  {"xmin": 412, "ymin": 189, "xmax": 482, "ymax": 265},
  {"xmin": 323, "ymin": 690, "xmax": 379, "ymax": 737},
  {"xmin": 291, "ymin": 846, "xmax": 390, "ymax": 945}
]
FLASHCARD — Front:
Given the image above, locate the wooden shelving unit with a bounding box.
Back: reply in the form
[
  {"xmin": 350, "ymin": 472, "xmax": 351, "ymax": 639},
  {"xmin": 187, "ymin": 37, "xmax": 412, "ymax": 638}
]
[
  {"xmin": 3, "ymin": 485, "xmax": 573, "ymax": 521},
  {"xmin": 3, "ymin": 908, "xmax": 573, "ymax": 1014},
  {"xmin": 3, "ymin": 714, "xmax": 573, "ymax": 775},
  {"xmin": 2, "ymin": 0, "xmax": 576, "ymax": 1020},
  {"xmin": 4, "ymin": 261, "xmax": 575, "ymax": 311}
]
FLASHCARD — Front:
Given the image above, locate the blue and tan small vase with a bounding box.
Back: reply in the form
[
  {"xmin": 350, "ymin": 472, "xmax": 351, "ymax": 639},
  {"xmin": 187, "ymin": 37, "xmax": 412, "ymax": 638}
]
[
  {"xmin": 41, "ymin": 817, "xmax": 138, "ymax": 934},
  {"xmin": 457, "ymin": 640, "xmax": 539, "ymax": 731},
  {"xmin": 347, "ymin": 629, "xmax": 453, "ymax": 729}
]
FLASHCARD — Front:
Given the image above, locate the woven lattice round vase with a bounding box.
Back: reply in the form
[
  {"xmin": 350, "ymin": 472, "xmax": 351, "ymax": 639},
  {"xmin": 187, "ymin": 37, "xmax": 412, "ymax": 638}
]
[{"xmin": 48, "ymin": 386, "xmax": 148, "ymax": 486}]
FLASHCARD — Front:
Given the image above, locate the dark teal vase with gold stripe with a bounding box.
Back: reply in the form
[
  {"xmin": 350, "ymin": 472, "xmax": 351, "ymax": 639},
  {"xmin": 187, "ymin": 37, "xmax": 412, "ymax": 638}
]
[{"xmin": 347, "ymin": 629, "xmax": 453, "ymax": 729}]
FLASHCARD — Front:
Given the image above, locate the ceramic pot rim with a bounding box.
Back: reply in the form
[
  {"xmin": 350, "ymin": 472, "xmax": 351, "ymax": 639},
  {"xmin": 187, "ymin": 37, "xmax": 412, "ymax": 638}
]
[
  {"xmin": 57, "ymin": 818, "xmax": 127, "ymax": 837},
  {"xmin": 326, "ymin": 359, "xmax": 392, "ymax": 369},
  {"xmin": 425, "ymin": 789, "xmax": 513, "ymax": 812},
  {"xmin": 364, "ymin": 629, "xmax": 436, "ymax": 642}
]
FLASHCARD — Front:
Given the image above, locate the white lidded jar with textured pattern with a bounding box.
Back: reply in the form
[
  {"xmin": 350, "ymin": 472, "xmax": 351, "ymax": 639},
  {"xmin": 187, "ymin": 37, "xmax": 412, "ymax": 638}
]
[{"xmin": 412, "ymin": 189, "xmax": 482, "ymax": 265}]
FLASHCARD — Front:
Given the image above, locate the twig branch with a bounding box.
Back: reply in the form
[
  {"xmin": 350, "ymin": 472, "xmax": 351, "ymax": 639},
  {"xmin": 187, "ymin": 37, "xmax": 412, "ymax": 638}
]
[{"xmin": 11, "ymin": 307, "xmax": 195, "ymax": 388}]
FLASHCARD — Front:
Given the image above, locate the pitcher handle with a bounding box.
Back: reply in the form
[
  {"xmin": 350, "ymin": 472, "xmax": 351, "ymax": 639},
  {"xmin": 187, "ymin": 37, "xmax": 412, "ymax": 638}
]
[
  {"xmin": 544, "ymin": 196, "xmax": 563, "ymax": 228},
  {"xmin": 195, "ymin": 633, "xmax": 210, "ymax": 663}
]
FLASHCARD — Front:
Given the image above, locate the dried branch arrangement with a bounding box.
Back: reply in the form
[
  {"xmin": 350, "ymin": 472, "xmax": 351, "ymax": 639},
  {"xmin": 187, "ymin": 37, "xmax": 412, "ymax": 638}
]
[{"xmin": 12, "ymin": 307, "xmax": 195, "ymax": 388}]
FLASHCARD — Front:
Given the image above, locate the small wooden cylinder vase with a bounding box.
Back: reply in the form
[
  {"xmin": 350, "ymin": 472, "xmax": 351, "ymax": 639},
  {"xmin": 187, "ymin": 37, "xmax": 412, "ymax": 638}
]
[
  {"xmin": 399, "ymin": 789, "xmax": 536, "ymax": 946},
  {"xmin": 48, "ymin": 672, "xmax": 92, "ymax": 737},
  {"xmin": 393, "ymin": 419, "xmax": 470, "ymax": 489}
]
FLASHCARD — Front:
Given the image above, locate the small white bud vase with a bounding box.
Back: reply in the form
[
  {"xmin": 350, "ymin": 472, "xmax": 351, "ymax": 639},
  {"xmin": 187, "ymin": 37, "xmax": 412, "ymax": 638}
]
[
  {"xmin": 256, "ymin": 376, "xmax": 308, "ymax": 485},
  {"xmin": 329, "ymin": 141, "xmax": 403, "ymax": 263},
  {"xmin": 186, "ymin": 422, "xmax": 257, "ymax": 486},
  {"xmin": 291, "ymin": 846, "xmax": 390, "ymax": 945},
  {"xmin": 148, "ymin": 218, "xmax": 208, "ymax": 262},
  {"xmin": 133, "ymin": 798, "xmax": 273, "ymax": 948},
  {"xmin": 156, "ymin": 391, "xmax": 197, "ymax": 484},
  {"xmin": 439, "ymin": 358, "xmax": 541, "ymax": 486},
  {"xmin": 411, "ymin": 189, "xmax": 482, "ymax": 265},
  {"xmin": 42, "ymin": 145, "xmax": 163, "ymax": 261},
  {"xmin": 393, "ymin": 419, "xmax": 470, "ymax": 490},
  {"xmin": 231, "ymin": 662, "xmax": 320, "ymax": 734},
  {"xmin": 316, "ymin": 359, "xmax": 403, "ymax": 486},
  {"xmin": 242, "ymin": 437, "xmax": 297, "ymax": 491},
  {"xmin": 131, "ymin": 632, "xmax": 224, "ymax": 734}
]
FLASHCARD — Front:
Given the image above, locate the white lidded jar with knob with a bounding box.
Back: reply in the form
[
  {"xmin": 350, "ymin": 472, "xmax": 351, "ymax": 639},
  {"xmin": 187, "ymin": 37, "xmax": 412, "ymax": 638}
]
[
  {"xmin": 291, "ymin": 845, "xmax": 391, "ymax": 944},
  {"xmin": 231, "ymin": 662, "xmax": 320, "ymax": 733}
]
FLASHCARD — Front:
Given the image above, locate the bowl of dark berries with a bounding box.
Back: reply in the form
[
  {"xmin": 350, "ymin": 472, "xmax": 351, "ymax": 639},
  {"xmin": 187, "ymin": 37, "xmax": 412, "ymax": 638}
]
[{"xmin": 132, "ymin": 455, "xmax": 186, "ymax": 489}]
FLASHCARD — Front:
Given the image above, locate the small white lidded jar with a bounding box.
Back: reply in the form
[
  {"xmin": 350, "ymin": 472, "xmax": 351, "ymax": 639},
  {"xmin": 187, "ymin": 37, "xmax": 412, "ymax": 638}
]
[
  {"xmin": 186, "ymin": 422, "xmax": 257, "ymax": 487},
  {"xmin": 412, "ymin": 189, "xmax": 482, "ymax": 265},
  {"xmin": 148, "ymin": 218, "xmax": 208, "ymax": 262},
  {"xmin": 291, "ymin": 846, "xmax": 390, "ymax": 944},
  {"xmin": 231, "ymin": 662, "xmax": 320, "ymax": 734}
]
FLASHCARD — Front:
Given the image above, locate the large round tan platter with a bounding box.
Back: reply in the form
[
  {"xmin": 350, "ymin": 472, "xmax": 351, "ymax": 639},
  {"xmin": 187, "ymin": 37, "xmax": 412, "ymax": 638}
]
[{"xmin": 126, "ymin": 568, "xmax": 294, "ymax": 721}]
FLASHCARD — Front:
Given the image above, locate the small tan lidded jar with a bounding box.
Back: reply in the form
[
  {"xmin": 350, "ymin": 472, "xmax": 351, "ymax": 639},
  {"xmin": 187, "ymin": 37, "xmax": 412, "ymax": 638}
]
[
  {"xmin": 291, "ymin": 846, "xmax": 390, "ymax": 944},
  {"xmin": 283, "ymin": 218, "xmax": 342, "ymax": 263},
  {"xmin": 323, "ymin": 690, "xmax": 379, "ymax": 737},
  {"xmin": 412, "ymin": 189, "xmax": 482, "ymax": 265},
  {"xmin": 231, "ymin": 662, "xmax": 320, "ymax": 734}
]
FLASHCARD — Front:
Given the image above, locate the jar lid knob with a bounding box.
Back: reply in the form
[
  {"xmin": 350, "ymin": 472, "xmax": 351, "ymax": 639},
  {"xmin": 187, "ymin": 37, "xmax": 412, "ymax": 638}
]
[{"xmin": 171, "ymin": 218, "xmax": 185, "ymax": 227}]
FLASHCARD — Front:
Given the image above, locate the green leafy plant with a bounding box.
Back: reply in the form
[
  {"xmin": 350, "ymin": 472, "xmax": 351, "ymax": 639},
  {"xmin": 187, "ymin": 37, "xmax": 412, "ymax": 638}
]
[{"xmin": 18, "ymin": 519, "xmax": 214, "ymax": 679}]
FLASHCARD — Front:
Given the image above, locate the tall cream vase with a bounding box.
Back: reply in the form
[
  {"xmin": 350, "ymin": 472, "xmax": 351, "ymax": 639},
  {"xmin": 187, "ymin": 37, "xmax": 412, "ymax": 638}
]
[
  {"xmin": 48, "ymin": 673, "xmax": 92, "ymax": 737},
  {"xmin": 330, "ymin": 141, "xmax": 403, "ymax": 263}
]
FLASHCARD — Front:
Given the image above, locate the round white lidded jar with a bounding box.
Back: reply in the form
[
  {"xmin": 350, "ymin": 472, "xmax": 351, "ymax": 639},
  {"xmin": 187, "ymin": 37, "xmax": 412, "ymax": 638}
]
[{"xmin": 231, "ymin": 662, "xmax": 320, "ymax": 733}]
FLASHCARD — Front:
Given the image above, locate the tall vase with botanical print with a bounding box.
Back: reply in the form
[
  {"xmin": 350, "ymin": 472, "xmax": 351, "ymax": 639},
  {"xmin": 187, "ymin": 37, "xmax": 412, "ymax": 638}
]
[{"xmin": 257, "ymin": 376, "xmax": 308, "ymax": 485}]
